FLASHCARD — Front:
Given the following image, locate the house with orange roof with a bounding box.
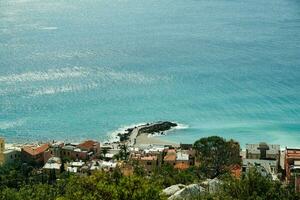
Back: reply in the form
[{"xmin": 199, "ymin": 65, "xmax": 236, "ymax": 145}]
[
  {"xmin": 21, "ymin": 144, "xmax": 50, "ymax": 166},
  {"xmin": 77, "ymin": 140, "xmax": 100, "ymax": 157}
]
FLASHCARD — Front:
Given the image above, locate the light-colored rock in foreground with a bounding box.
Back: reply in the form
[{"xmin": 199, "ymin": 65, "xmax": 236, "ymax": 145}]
[
  {"xmin": 162, "ymin": 184, "xmax": 185, "ymax": 197},
  {"xmin": 164, "ymin": 183, "xmax": 205, "ymax": 200}
]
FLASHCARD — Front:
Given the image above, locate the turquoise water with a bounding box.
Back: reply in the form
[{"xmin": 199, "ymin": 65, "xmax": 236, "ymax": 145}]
[{"xmin": 0, "ymin": 0, "xmax": 299, "ymax": 147}]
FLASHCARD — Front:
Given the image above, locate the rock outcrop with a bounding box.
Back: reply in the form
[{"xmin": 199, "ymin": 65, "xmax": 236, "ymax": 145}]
[
  {"xmin": 138, "ymin": 121, "xmax": 177, "ymax": 135},
  {"xmin": 163, "ymin": 183, "xmax": 205, "ymax": 200}
]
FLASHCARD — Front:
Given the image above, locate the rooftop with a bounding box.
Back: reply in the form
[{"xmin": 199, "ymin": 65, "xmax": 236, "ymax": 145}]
[
  {"xmin": 164, "ymin": 153, "xmax": 176, "ymax": 161},
  {"xmin": 3, "ymin": 149, "xmax": 19, "ymax": 154},
  {"xmin": 62, "ymin": 145, "xmax": 76, "ymax": 151},
  {"xmin": 22, "ymin": 144, "xmax": 49, "ymax": 156},
  {"xmin": 77, "ymin": 140, "xmax": 99, "ymax": 150},
  {"xmin": 243, "ymin": 159, "xmax": 277, "ymax": 166},
  {"xmin": 43, "ymin": 162, "xmax": 61, "ymax": 170},
  {"xmin": 140, "ymin": 155, "xmax": 157, "ymax": 161},
  {"xmin": 246, "ymin": 143, "xmax": 280, "ymax": 154}
]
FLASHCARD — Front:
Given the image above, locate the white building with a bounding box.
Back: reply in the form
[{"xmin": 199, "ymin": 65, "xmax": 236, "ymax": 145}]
[{"xmin": 43, "ymin": 157, "xmax": 62, "ymax": 174}]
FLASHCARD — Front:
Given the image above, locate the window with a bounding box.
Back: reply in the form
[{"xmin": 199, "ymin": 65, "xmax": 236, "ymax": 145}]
[{"xmin": 147, "ymin": 161, "xmax": 152, "ymax": 166}]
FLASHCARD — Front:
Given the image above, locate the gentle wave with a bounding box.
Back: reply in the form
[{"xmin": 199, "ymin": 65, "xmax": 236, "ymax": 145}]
[
  {"xmin": 0, "ymin": 66, "xmax": 169, "ymax": 85},
  {"xmin": 0, "ymin": 119, "xmax": 25, "ymax": 130},
  {"xmin": 30, "ymin": 82, "xmax": 98, "ymax": 97},
  {"xmin": 0, "ymin": 66, "xmax": 170, "ymax": 97},
  {"xmin": 0, "ymin": 67, "xmax": 87, "ymax": 84},
  {"xmin": 39, "ymin": 26, "xmax": 58, "ymax": 30}
]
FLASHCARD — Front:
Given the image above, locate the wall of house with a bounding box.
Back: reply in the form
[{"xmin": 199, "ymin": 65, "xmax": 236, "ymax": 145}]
[
  {"xmin": 4, "ymin": 150, "xmax": 21, "ymax": 165},
  {"xmin": 139, "ymin": 159, "xmax": 158, "ymax": 173}
]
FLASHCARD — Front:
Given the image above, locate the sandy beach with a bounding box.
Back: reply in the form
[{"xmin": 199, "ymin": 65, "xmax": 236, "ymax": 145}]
[{"xmin": 135, "ymin": 134, "xmax": 179, "ymax": 147}]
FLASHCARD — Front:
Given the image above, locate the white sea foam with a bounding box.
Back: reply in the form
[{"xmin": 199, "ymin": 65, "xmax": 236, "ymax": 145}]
[
  {"xmin": 148, "ymin": 122, "xmax": 189, "ymax": 138},
  {"xmin": 106, "ymin": 122, "xmax": 147, "ymax": 143},
  {"xmin": 174, "ymin": 123, "xmax": 189, "ymax": 130}
]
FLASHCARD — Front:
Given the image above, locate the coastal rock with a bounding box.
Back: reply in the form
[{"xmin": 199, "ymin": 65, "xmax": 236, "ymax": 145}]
[{"xmin": 138, "ymin": 121, "xmax": 177, "ymax": 135}]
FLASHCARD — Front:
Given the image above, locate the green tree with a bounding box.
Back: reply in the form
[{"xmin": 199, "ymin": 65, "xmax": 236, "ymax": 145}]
[
  {"xmin": 119, "ymin": 144, "xmax": 130, "ymax": 161},
  {"xmin": 194, "ymin": 136, "xmax": 241, "ymax": 178}
]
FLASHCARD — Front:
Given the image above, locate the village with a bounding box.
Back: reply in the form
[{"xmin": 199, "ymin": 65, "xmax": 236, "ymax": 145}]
[{"xmin": 1, "ymin": 131, "xmax": 300, "ymax": 198}]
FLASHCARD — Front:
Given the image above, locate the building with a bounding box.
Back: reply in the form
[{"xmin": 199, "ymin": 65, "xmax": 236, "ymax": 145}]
[
  {"xmin": 164, "ymin": 149, "xmax": 176, "ymax": 166},
  {"xmin": 65, "ymin": 160, "xmax": 85, "ymax": 173},
  {"xmin": 284, "ymin": 148, "xmax": 300, "ymax": 192},
  {"xmin": 89, "ymin": 160, "xmax": 117, "ymax": 171},
  {"xmin": 0, "ymin": 138, "xmax": 4, "ymax": 165},
  {"xmin": 132, "ymin": 154, "xmax": 159, "ymax": 174},
  {"xmin": 61, "ymin": 145, "xmax": 89, "ymax": 161},
  {"xmin": 77, "ymin": 140, "xmax": 100, "ymax": 157},
  {"xmin": 61, "ymin": 140, "xmax": 100, "ymax": 161},
  {"xmin": 3, "ymin": 149, "xmax": 21, "ymax": 165},
  {"xmin": 246, "ymin": 143, "xmax": 280, "ymax": 160},
  {"xmin": 43, "ymin": 157, "xmax": 62, "ymax": 174},
  {"xmin": 180, "ymin": 144, "xmax": 193, "ymax": 150},
  {"xmin": 48, "ymin": 142, "xmax": 64, "ymax": 157},
  {"xmin": 21, "ymin": 144, "xmax": 50, "ymax": 166},
  {"xmin": 175, "ymin": 151, "xmax": 190, "ymax": 170},
  {"xmin": 242, "ymin": 159, "xmax": 278, "ymax": 180}
]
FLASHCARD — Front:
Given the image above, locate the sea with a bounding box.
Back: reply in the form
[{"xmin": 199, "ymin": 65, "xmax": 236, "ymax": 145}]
[{"xmin": 0, "ymin": 0, "xmax": 299, "ymax": 147}]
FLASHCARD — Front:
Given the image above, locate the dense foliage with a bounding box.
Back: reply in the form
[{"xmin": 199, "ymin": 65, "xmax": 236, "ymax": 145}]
[
  {"xmin": 202, "ymin": 169, "xmax": 300, "ymax": 200},
  {"xmin": 1, "ymin": 165, "xmax": 299, "ymax": 200},
  {"xmin": 0, "ymin": 168, "xmax": 165, "ymax": 200}
]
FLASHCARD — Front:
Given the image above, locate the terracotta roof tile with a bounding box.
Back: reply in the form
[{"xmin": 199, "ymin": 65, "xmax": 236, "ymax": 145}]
[
  {"xmin": 164, "ymin": 154, "xmax": 176, "ymax": 161},
  {"xmin": 22, "ymin": 144, "xmax": 49, "ymax": 156},
  {"xmin": 77, "ymin": 140, "xmax": 98, "ymax": 150},
  {"xmin": 141, "ymin": 155, "xmax": 157, "ymax": 161}
]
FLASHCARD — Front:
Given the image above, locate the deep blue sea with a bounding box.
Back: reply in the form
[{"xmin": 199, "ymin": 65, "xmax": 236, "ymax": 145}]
[{"xmin": 0, "ymin": 0, "xmax": 299, "ymax": 147}]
